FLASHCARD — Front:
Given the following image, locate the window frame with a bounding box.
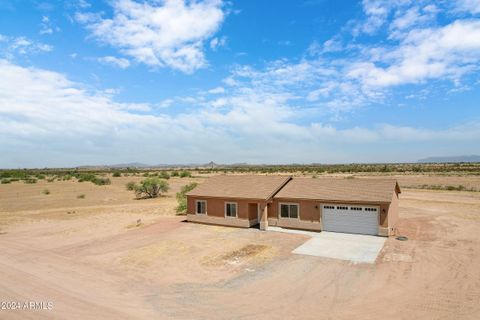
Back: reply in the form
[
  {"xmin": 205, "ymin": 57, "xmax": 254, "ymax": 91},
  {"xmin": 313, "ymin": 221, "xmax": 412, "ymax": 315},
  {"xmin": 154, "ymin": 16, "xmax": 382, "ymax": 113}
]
[
  {"xmin": 195, "ymin": 200, "xmax": 207, "ymax": 215},
  {"xmin": 278, "ymin": 202, "xmax": 300, "ymax": 219},
  {"xmin": 224, "ymin": 202, "xmax": 238, "ymax": 218}
]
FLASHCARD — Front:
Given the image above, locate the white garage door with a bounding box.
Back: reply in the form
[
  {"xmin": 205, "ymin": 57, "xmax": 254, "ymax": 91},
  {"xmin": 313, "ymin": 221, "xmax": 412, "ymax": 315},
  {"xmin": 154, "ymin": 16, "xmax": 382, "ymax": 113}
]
[{"xmin": 322, "ymin": 204, "xmax": 378, "ymax": 236}]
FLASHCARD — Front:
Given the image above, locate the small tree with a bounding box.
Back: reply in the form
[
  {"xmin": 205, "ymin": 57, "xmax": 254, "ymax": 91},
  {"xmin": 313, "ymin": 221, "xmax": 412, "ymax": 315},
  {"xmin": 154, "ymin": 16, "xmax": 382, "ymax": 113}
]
[
  {"xmin": 133, "ymin": 177, "xmax": 169, "ymax": 199},
  {"xmin": 175, "ymin": 182, "xmax": 198, "ymax": 214}
]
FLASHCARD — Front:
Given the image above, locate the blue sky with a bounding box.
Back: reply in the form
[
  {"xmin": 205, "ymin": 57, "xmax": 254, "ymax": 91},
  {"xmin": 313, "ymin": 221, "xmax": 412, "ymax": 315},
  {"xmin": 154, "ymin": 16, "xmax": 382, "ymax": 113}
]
[{"xmin": 0, "ymin": 0, "xmax": 479, "ymax": 168}]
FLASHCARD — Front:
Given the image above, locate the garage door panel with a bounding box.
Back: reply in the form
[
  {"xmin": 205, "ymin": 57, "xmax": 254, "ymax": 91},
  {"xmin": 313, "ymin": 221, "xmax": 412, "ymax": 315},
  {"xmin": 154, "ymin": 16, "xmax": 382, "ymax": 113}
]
[{"xmin": 322, "ymin": 204, "xmax": 378, "ymax": 235}]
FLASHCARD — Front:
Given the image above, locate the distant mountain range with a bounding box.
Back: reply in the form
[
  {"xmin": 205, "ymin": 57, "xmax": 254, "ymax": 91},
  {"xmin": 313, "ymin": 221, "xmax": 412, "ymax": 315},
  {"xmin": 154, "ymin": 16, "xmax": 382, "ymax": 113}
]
[
  {"xmin": 76, "ymin": 156, "xmax": 480, "ymax": 169},
  {"xmin": 417, "ymin": 155, "xmax": 480, "ymax": 163},
  {"xmin": 78, "ymin": 161, "xmax": 222, "ymax": 169}
]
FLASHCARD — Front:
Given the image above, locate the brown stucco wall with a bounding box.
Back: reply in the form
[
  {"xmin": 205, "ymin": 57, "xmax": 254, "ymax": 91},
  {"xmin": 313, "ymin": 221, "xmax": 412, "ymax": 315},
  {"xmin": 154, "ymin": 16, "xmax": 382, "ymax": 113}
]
[
  {"xmin": 388, "ymin": 191, "xmax": 399, "ymax": 231},
  {"xmin": 187, "ymin": 192, "xmax": 399, "ymax": 236},
  {"xmin": 269, "ymin": 197, "xmax": 396, "ymax": 235},
  {"xmin": 187, "ymin": 196, "xmax": 261, "ymax": 221},
  {"xmin": 270, "ymin": 198, "xmax": 320, "ymax": 222},
  {"xmin": 379, "ymin": 203, "xmax": 389, "ymax": 227}
]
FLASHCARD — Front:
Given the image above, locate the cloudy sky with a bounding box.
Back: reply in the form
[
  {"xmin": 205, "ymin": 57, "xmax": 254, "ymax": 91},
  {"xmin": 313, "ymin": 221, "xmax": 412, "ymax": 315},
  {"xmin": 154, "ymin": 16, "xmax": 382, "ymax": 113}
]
[{"xmin": 0, "ymin": 0, "xmax": 479, "ymax": 168}]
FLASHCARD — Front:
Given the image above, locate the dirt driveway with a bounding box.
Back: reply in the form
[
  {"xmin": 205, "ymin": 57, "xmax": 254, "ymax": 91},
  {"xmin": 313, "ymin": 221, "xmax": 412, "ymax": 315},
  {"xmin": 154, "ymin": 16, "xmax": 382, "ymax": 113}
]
[{"xmin": 0, "ymin": 188, "xmax": 480, "ymax": 319}]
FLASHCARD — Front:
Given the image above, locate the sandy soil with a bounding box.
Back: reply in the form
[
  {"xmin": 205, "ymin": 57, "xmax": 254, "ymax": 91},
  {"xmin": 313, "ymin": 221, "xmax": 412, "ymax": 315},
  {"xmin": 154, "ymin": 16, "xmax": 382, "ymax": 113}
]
[{"xmin": 0, "ymin": 175, "xmax": 479, "ymax": 319}]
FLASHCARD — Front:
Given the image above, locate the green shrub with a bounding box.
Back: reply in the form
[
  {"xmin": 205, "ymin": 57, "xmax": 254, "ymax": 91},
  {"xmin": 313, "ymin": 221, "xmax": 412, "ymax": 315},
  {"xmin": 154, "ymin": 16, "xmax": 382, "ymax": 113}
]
[
  {"xmin": 112, "ymin": 171, "xmax": 122, "ymax": 177},
  {"xmin": 1, "ymin": 179, "xmax": 11, "ymax": 184},
  {"xmin": 77, "ymin": 173, "xmax": 97, "ymax": 183},
  {"xmin": 24, "ymin": 178, "xmax": 37, "ymax": 184},
  {"xmin": 77, "ymin": 194, "xmax": 86, "ymax": 199},
  {"xmin": 76, "ymin": 173, "xmax": 110, "ymax": 186},
  {"xmin": 170, "ymin": 171, "xmax": 179, "ymax": 177},
  {"xmin": 133, "ymin": 177, "xmax": 169, "ymax": 199},
  {"xmin": 126, "ymin": 181, "xmax": 136, "ymax": 191},
  {"xmin": 175, "ymin": 182, "xmax": 197, "ymax": 214},
  {"xmin": 42, "ymin": 189, "xmax": 50, "ymax": 195},
  {"xmin": 179, "ymin": 170, "xmax": 191, "ymax": 178},
  {"xmin": 159, "ymin": 171, "xmax": 170, "ymax": 179},
  {"xmin": 92, "ymin": 177, "xmax": 111, "ymax": 186}
]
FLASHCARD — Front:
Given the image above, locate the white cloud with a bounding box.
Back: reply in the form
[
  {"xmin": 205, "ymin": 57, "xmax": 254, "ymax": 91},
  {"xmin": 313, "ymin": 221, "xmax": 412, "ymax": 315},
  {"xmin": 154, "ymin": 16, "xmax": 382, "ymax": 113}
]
[
  {"xmin": 97, "ymin": 56, "xmax": 131, "ymax": 69},
  {"xmin": 77, "ymin": 0, "xmax": 91, "ymax": 9},
  {"xmin": 360, "ymin": 1, "xmax": 389, "ymax": 33},
  {"xmin": 210, "ymin": 36, "xmax": 226, "ymax": 50},
  {"xmin": 158, "ymin": 98, "xmax": 174, "ymax": 108},
  {"xmin": 76, "ymin": 0, "xmax": 226, "ymax": 73},
  {"xmin": 455, "ymin": 0, "xmax": 480, "ymax": 14},
  {"xmin": 39, "ymin": 15, "xmax": 58, "ymax": 35},
  {"xmin": 0, "ymin": 34, "xmax": 52, "ymax": 59},
  {"xmin": 208, "ymin": 86, "xmax": 225, "ymax": 94},
  {"xmin": 347, "ymin": 20, "xmax": 480, "ymax": 87},
  {"xmin": 2, "ymin": 59, "xmax": 478, "ymax": 167}
]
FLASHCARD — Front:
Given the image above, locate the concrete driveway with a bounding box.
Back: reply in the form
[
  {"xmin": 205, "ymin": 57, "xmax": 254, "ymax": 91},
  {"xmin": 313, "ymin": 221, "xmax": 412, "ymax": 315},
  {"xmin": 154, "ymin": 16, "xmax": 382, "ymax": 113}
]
[{"xmin": 291, "ymin": 231, "xmax": 386, "ymax": 264}]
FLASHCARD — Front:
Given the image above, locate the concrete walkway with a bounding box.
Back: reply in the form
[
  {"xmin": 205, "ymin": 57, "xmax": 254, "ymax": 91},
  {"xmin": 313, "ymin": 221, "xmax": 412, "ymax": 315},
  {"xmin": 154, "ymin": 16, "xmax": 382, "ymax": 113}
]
[{"xmin": 268, "ymin": 227, "xmax": 385, "ymax": 264}]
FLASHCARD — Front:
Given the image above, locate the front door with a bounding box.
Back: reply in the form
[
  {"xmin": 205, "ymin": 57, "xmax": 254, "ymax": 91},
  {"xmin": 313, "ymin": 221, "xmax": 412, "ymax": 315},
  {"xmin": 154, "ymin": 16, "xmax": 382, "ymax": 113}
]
[{"xmin": 248, "ymin": 203, "xmax": 259, "ymax": 223}]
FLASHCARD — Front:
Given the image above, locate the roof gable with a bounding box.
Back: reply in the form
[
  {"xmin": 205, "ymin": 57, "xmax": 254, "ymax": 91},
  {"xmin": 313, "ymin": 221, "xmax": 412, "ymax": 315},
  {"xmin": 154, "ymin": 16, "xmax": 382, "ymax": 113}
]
[
  {"xmin": 274, "ymin": 177, "xmax": 400, "ymax": 203},
  {"xmin": 186, "ymin": 175, "xmax": 292, "ymax": 200}
]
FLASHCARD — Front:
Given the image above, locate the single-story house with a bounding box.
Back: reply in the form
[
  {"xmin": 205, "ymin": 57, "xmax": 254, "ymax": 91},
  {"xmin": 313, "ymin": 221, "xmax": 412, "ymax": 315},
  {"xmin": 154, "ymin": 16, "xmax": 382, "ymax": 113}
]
[{"xmin": 186, "ymin": 175, "xmax": 401, "ymax": 236}]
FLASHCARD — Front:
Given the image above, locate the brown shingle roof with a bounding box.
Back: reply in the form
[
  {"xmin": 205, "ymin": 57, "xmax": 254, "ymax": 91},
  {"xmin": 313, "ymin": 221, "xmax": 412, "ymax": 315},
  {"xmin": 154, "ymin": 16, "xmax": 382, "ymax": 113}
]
[
  {"xmin": 274, "ymin": 177, "xmax": 400, "ymax": 203},
  {"xmin": 186, "ymin": 175, "xmax": 292, "ymax": 200}
]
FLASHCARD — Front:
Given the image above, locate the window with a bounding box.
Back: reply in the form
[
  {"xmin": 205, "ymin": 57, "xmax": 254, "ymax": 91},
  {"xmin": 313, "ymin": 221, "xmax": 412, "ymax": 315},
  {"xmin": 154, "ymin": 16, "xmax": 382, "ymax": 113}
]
[
  {"xmin": 350, "ymin": 207, "xmax": 363, "ymax": 211},
  {"xmin": 323, "ymin": 205, "xmax": 335, "ymax": 209},
  {"xmin": 225, "ymin": 202, "xmax": 237, "ymax": 218},
  {"xmin": 336, "ymin": 206, "xmax": 348, "ymax": 210},
  {"xmin": 279, "ymin": 203, "xmax": 299, "ymax": 219},
  {"xmin": 196, "ymin": 200, "xmax": 207, "ymax": 215},
  {"xmin": 365, "ymin": 207, "xmax": 377, "ymax": 212}
]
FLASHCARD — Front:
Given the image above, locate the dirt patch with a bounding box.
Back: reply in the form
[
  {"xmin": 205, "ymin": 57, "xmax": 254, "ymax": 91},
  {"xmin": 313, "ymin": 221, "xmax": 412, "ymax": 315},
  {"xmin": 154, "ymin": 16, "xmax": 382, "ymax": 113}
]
[
  {"xmin": 202, "ymin": 244, "xmax": 274, "ymax": 268},
  {"xmin": 120, "ymin": 243, "xmax": 171, "ymax": 266}
]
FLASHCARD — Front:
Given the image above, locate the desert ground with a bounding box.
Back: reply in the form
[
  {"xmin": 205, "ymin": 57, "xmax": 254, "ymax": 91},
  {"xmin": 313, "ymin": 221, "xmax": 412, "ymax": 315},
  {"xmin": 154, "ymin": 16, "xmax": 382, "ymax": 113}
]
[{"xmin": 1, "ymin": 174, "xmax": 480, "ymax": 319}]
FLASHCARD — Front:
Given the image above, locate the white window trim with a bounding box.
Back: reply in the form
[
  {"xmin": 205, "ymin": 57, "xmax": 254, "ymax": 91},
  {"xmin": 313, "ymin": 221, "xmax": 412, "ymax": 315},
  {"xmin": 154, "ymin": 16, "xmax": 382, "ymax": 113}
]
[
  {"xmin": 195, "ymin": 200, "xmax": 207, "ymax": 215},
  {"xmin": 278, "ymin": 202, "xmax": 300, "ymax": 220},
  {"xmin": 224, "ymin": 202, "xmax": 238, "ymax": 218}
]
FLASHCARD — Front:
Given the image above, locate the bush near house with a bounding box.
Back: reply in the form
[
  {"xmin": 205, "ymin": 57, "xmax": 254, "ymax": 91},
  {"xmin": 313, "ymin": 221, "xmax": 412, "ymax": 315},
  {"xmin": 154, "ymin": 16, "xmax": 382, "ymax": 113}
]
[
  {"xmin": 131, "ymin": 177, "xmax": 169, "ymax": 199},
  {"xmin": 176, "ymin": 182, "xmax": 198, "ymax": 214}
]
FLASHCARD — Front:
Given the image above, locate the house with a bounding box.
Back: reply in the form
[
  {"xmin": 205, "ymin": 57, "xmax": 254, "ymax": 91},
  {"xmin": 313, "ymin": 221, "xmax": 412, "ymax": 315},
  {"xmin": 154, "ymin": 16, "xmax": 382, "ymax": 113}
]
[{"xmin": 186, "ymin": 175, "xmax": 401, "ymax": 236}]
